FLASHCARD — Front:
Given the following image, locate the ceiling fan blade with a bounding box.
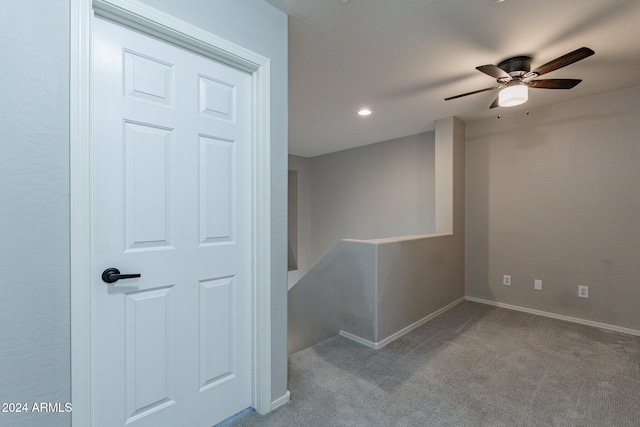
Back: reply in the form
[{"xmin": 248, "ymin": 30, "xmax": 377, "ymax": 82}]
[
  {"xmin": 489, "ymin": 96, "xmax": 499, "ymax": 109},
  {"xmin": 444, "ymin": 86, "xmax": 499, "ymax": 101},
  {"xmin": 531, "ymin": 47, "xmax": 594, "ymax": 76},
  {"xmin": 527, "ymin": 79, "xmax": 582, "ymax": 89},
  {"xmin": 476, "ymin": 64, "xmax": 510, "ymax": 79}
]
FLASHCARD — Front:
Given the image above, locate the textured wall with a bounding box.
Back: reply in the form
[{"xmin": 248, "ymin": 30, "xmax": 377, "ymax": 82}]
[
  {"xmin": 289, "ymin": 120, "xmax": 464, "ymax": 353},
  {"xmin": 377, "ymin": 117, "xmax": 466, "ymax": 341},
  {"xmin": 288, "ymin": 240, "xmax": 378, "ymax": 354},
  {"xmin": 465, "ymin": 85, "xmax": 640, "ymax": 331},
  {"xmin": 309, "ymin": 132, "xmax": 436, "ymax": 266},
  {"xmin": 0, "ymin": 1, "xmax": 71, "ymax": 426},
  {"xmin": 377, "ymin": 234, "xmax": 465, "ymax": 340},
  {"xmin": 0, "ymin": 2, "xmax": 287, "ymax": 426}
]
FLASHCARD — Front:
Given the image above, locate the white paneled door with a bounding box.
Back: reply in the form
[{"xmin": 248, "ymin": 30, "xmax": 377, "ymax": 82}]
[{"xmin": 92, "ymin": 17, "xmax": 252, "ymax": 427}]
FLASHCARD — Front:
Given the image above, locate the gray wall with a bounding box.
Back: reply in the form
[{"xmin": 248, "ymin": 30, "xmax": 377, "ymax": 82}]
[
  {"xmin": 289, "ymin": 233, "xmax": 465, "ymax": 354},
  {"xmin": 288, "ymin": 240, "xmax": 378, "ymax": 354},
  {"xmin": 289, "ymin": 120, "xmax": 464, "ymax": 354},
  {"xmin": 288, "ymin": 155, "xmax": 311, "ymax": 287},
  {"xmin": 378, "ymin": 118, "xmax": 466, "ymax": 339},
  {"xmin": 310, "ymin": 132, "xmax": 436, "ymax": 266},
  {"xmin": 0, "ymin": 2, "xmax": 71, "ymax": 427},
  {"xmin": 0, "ymin": 2, "xmax": 287, "ymax": 426},
  {"xmin": 377, "ymin": 234, "xmax": 464, "ymax": 340},
  {"xmin": 466, "ymin": 85, "xmax": 640, "ymax": 331}
]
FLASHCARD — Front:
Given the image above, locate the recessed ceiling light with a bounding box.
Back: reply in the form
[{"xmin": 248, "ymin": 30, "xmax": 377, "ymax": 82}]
[{"xmin": 358, "ymin": 109, "xmax": 372, "ymax": 116}]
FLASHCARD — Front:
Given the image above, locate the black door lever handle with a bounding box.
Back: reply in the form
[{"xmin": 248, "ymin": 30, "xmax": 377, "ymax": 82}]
[{"xmin": 102, "ymin": 268, "xmax": 141, "ymax": 284}]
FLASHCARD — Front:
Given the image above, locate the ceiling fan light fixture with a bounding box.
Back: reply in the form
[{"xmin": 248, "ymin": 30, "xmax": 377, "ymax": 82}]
[{"xmin": 499, "ymin": 84, "xmax": 528, "ymax": 107}]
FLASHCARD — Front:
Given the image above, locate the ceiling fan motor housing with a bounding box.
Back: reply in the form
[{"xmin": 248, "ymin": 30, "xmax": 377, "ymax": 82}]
[{"xmin": 497, "ymin": 55, "xmax": 532, "ymax": 81}]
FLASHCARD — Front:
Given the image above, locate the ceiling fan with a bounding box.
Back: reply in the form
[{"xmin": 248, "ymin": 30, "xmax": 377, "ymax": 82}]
[{"xmin": 445, "ymin": 47, "xmax": 595, "ymax": 108}]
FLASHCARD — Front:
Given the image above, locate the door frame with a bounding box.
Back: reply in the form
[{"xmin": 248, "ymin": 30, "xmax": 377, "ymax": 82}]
[{"xmin": 70, "ymin": 1, "xmax": 273, "ymax": 425}]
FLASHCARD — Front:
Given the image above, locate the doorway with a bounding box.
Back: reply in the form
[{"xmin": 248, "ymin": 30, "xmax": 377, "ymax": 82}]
[{"xmin": 70, "ymin": 1, "xmax": 272, "ymax": 425}]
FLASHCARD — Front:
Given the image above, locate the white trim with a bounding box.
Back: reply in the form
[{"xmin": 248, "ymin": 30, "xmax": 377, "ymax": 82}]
[
  {"xmin": 465, "ymin": 296, "xmax": 640, "ymax": 337},
  {"xmin": 339, "ymin": 297, "xmax": 465, "ymax": 349},
  {"xmin": 270, "ymin": 391, "xmax": 290, "ymax": 411},
  {"xmin": 70, "ymin": 1, "xmax": 94, "ymax": 426},
  {"xmin": 92, "ymin": 0, "xmax": 266, "ymax": 73},
  {"xmin": 251, "ymin": 46, "xmax": 272, "ymax": 416},
  {"xmin": 338, "ymin": 330, "xmax": 377, "ymax": 349},
  {"xmin": 70, "ymin": 0, "xmax": 273, "ymax": 425}
]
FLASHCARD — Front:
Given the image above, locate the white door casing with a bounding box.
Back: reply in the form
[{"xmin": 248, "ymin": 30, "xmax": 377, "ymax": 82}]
[{"xmin": 70, "ymin": 1, "xmax": 273, "ymax": 426}]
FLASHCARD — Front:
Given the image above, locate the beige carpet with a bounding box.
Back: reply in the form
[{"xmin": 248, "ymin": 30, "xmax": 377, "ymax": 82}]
[{"xmin": 223, "ymin": 301, "xmax": 640, "ymax": 426}]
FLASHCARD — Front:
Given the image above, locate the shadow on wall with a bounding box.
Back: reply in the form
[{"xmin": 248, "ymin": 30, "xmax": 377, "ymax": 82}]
[
  {"xmin": 288, "ymin": 240, "xmax": 377, "ymax": 355},
  {"xmin": 464, "ymin": 106, "xmax": 622, "ymax": 305},
  {"xmin": 465, "ymin": 86, "xmax": 640, "ymax": 333},
  {"xmin": 288, "ymin": 117, "xmax": 467, "ymax": 354},
  {"xmin": 468, "ymin": 107, "xmax": 622, "ymax": 151},
  {"xmin": 288, "ymin": 232, "xmax": 465, "ymax": 355}
]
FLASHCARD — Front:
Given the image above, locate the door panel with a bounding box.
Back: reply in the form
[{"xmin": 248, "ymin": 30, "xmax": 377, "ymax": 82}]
[
  {"xmin": 92, "ymin": 16, "xmax": 252, "ymax": 427},
  {"xmin": 199, "ymin": 74, "xmax": 236, "ymax": 120},
  {"xmin": 125, "ymin": 286, "xmax": 175, "ymax": 422},
  {"xmin": 198, "ymin": 135, "xmax": 235, "ymax": 244},
  {"xmin": 199, "ymin": 276, "xmax": 235, "ymax": 390},
  {"xmin": 124, "ymin": 121, "xmax": 174, "ymax": 250},
  {"xmin": 124, "ymin": 49, "xmax": 174, "ymax": 106}
]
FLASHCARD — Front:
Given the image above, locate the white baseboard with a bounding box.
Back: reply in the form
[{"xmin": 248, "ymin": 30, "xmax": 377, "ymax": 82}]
[
  {"xmin": 465, "ymin": 296, "xmax": 640, "ymax": 337},
  {"xmin": 375, "ymin": 297, "xmax": 466, "ymax": 348},
  {"xmin": 338, "ymin": 330, "xmax": 377, "ymax": 349},
  {"xmin": 339, "ymin": 296, "xmax": 466, "ymax": 349},
  {"xmin": 271, "ymin": 390, "xmax": 290, "ymax": 411}
]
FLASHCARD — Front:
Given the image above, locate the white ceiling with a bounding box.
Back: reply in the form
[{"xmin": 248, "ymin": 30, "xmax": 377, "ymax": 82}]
[{"xmin": 265, "ymin": 0, "xmax": 640, "ymax": 157}]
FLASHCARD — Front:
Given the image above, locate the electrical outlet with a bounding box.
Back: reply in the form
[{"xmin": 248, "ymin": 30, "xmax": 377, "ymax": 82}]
[
  {"xmin": 578, "ymin": 285, "xmax": 589, "ymax": 298},
  {"xmin": 534, "ymin": 279, "xmax": 542, "ymax": 291},
  {"xmin": 503, "ymin": 275, "xmax": 511, "ymax": 286}
]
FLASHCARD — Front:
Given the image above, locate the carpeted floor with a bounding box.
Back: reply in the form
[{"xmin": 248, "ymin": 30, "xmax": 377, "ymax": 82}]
[{"xmin": 224, "ymin": 301, "xmax": 640, "ymax": 426}]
